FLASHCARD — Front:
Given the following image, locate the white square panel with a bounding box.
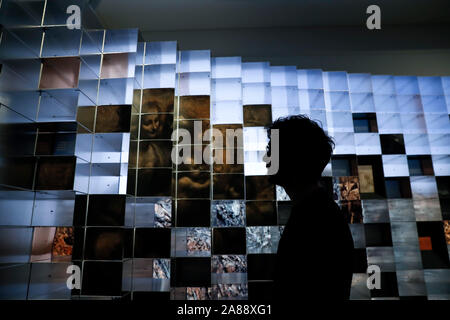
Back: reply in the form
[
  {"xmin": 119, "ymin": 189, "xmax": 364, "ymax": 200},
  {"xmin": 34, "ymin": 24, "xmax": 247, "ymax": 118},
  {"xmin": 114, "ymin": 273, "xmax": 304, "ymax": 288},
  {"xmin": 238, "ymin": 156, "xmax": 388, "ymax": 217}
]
[
  {"xmin": 325, "ymin": 91, "xmax": 351, "ymax": 111},
  {"xmin": 272, "ymin": 106, "xmax": 300, "ymax": 120},
  {"xmin": 394, "ymin": 76, "xmax": 420, "ymax": 95},
  {"xmin": 350, "ymin": 93, "xmax": 375, "ymax": 112},
  {"xmin": 177, "ymin": 72, "xmax": 211, "ymax": 96},
  {"xmin": 382, "ymin": 155, "xmax": 409, "ymax": 177},
  {"xmin": 298, "ymin": 89, "xmax": 325, "ymax": 110},
  {"xmin": 374, "ymin": 94, "xmax": 398, "ymax": 113},
  {"xmin": 332, "ymin": 132, "xmax": 356, "ymax": 155},
  {"xmin": 348, "ymin": 73, "xmax": 372, "ymax": 93},
  {"xmin": 400, "ymin": 113, "xmax": 427, "ymax": 134},
  {"xmin": 211, "ymin": 57, "xmax": 241, "ymax": 79},
  {"xmin": 404, "ymin": 134, "xmax": 431, "ymax": 155},
  {"xmin": 442, "ymin": 76, "xmax": 450, "ymax": 95},
  {"xmin": 297, "ymin": 69, "xmax": 323, "ymax": 90},
  {"xmin": 98, "ymin": 78, "xmax": 134, "ymax": 105},
  {"xmin": 211, "ymin": 78, "xmax": 242, "ymax": 102},
  {"xmin": 243, "ymin": 127, "xmax": 269, "ymax": 152},
  {"xmin": 242, "ymin": 82, "xmax": 271, "ymax": 105},
  {"xmin": 428, "ymin": 134, "xmax": 450, "ymax": 154},
  {"xmin": 397, "ymin": 95, "xmax": 423, "ymax": 113},
  {"xmin": 355, "ymin": 133, "xmax": 381, "ymax": 155},
  {"xmin": 323, "ymin": 71, "xmax": 348, "ymax": 91},
  {"xmin": 326, "ymin": 111, "xmax": 354, "ymax": 132},
  {"xmin": 179, "ymin": 50, "xmax": 210, "ymax": 73},
  {"xmin": 377, "ymin": 113, "xmax": 402, "ymax": 134},
  {"xmin": 423, "ymin": 113, "xmax": 450, "ymax": 134},
  {"xmin": 371, "ymin": 75, "xmax": 395, "ymax": 95},
  {"xmin": 421, "ymin": 95, "xmax": 447, "ymax": 113},
  {"xmin": 418, "ymin": 76, "xmax": 444, "ymax": 95},
  {"xmin": 143, "ymin": 64, "xmax": 176, "ymax": 89},
  {"xmin": 308, "ymin": 109, "xmax": 328, "ymax": 131},
  {"xmin": 211, "ymin": 101, "xmax": 243, "ymax": 125},
  {"xmin": 270, "ymin": 66, "xmax": 297, "ymax": 87},
  {"xmin": 242, "ymin": 62, "xmax": 270, "ymax": 83},
  {"xmin": 446, "ymin": 95, "xmax": 450, "ymax": 113},
  {"xmin": 271, "ymin": 86, "xmax": 299, "ymax": 107},
  {"xmin": 145, "ymin": 41, "xmax": 177, "ymax": 65},
  {"xmin": 432, "ymin": 155, "xmax": 450, "ymax": 176}
]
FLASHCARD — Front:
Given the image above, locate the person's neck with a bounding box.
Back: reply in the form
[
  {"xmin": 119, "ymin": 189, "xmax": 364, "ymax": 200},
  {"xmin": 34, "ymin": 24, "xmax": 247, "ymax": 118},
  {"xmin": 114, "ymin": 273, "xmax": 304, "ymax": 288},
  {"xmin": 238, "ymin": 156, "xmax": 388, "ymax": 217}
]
[{"xmin": 285, "ymin": 181, "xmax": 320, "ymax": 205}]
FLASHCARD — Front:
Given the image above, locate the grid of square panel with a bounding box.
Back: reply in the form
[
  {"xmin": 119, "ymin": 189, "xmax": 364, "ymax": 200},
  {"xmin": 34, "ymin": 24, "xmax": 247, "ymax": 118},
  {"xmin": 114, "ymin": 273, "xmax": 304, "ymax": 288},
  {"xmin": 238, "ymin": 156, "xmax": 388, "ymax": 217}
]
[
  {"xmin": 0, "ymin": 0, "xmax": 139, "ymax": 299},
  {"xmin": 0, "ymin": 0, "xmax": 449, "ymax": 300},
  {"xmin": 124, "ymin": 41, "xmax": 177, "ymax": 300}
]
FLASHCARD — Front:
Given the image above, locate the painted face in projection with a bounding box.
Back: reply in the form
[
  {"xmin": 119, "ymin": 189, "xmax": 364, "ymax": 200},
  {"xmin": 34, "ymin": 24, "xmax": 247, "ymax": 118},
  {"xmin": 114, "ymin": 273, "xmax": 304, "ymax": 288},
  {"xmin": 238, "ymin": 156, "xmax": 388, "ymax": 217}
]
[{"xmin": 141, "ymin": 113, "xmax": 161, "ymax": 139}]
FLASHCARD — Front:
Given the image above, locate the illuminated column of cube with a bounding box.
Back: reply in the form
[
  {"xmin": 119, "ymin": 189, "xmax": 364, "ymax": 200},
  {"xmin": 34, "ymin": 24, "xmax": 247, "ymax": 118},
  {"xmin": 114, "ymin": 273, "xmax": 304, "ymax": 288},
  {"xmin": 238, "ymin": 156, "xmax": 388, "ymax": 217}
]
[
  {"xmin": 172, "ymin": 49, "xmax": 213, "ymax": 300},
  {"xmin": 126, "ymin": 41, "xmax": 177, "ymax": 299},
  {"xmin": 241, "ymin": 62, "xmax": 271, "ymax": 177}
]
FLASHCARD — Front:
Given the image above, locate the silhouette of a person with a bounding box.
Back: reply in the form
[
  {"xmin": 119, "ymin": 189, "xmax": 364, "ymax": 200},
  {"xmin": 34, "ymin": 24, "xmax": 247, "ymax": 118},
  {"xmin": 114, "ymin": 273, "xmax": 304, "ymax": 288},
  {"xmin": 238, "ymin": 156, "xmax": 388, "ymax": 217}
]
[{"xmin": 265, "ymin": 115, "xmax": 354, "ymax": 303}]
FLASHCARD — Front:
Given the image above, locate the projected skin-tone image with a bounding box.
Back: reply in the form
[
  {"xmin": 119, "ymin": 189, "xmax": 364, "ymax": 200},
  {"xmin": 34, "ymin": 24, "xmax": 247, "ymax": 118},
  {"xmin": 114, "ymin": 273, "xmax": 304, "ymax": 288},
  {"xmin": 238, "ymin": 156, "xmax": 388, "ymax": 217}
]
[
  {"xmin": 31, "ymin": 227, "xmax": 55, "ymax": 262},
  {"xmin": 179, "ymin": 96, "xmax": 210, "ymax": 120},
  {"xmin": 39, "ymin": 57, "xmax": 80, "ymax": 89},
  {"xmin": 335, "ymin": 176, "xmax": 360, "ymax": 201},
  {"xmin": 84, "ymin": 228, "xmax": 123, "ymax": 260},
  {"xmin": 142, "ymin": 88, "xmax": 175, "ymax": 113},
  {"xmin": 212, "ymin": 124, "xmax": 243, "ymax": 149},
  {"xmin": 141, "ymin": 113, "xmax": 173, "ymax": 139},
  {"xmin": 177, "ymin": 172, "xmax": 211, "ymax": 199},
  {"xmin": 129, "ymin": 141, "xmax": 137, "ymax": 168},
  {"xmin": 213, "ymin": 174, "xmax": 245, "ymax": 200},
  {"xmin": 130, "ymin": 114, "xmax": 139, "ymax": 140},
  {"xmin": 100, "ymin": 53, "xmax": 130, "ymax": 79},
  {"xmin": 139, "ymin": 141, "xmax": 173, "ymax": 168},
  {"xmin": 177, "ymin": 120, "xmax": 210, "ymax": 145},
  {"xmin": 243, "ymin": 105, "xmax": 272, "ymax": 127},
  {"xmin": 358, "ymin": 165, "xmax": 375, "ymax": 193},
  {"xmin": 95, "ymin": 105, "xmax": 131, "ymax": 133},
  {"xmin": 245, "ymin": 176, "xmax": 275, "ymax": 200},
  {"xmin": 176, "ymin": 145, "xmax": 211, "ymax": 171},
  {"xmin": 35, "ymin": 132, "xmax": 76, "ymax": 156},
  {"xmin": 213, "ymin": 148, "xmax": 244, "ymax": 173},
  {"xmin": 340, "ymin": 200, "xmax": 363, "ymax": 224},
  {"xmin": 52, "ymin": 227, "xmax": 74, "ymax": 260},
  {"xmin": 35, "ymin": 157, "xmax": 76, "ymax": 190}
]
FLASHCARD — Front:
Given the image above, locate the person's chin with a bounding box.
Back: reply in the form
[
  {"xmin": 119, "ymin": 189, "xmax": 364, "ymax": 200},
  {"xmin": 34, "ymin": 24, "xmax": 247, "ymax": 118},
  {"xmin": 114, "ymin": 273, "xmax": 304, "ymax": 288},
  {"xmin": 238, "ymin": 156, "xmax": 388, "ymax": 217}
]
[{"xmin": 268, "ymin": 173, "xmax": 280, "ymax": 185}]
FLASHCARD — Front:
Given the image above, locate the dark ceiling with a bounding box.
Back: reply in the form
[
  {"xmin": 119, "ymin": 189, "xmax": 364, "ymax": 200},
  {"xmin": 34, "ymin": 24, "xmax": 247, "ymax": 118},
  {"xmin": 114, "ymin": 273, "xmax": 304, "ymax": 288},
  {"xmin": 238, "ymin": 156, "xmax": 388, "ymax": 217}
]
[
  {"xmin": 89, "ymin": 0, "xmax": 450, "ymax": 75},
  {"xmin": 93, "ymin": 0, "xmax": 450, "ymax": 31}
]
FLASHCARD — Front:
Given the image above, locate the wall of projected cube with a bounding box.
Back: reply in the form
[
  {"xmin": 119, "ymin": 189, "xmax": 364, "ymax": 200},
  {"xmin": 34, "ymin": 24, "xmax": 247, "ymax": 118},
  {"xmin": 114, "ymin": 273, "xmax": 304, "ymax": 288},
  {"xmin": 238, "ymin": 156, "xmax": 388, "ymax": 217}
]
[{"xmin": 0, "ymin": 0, "xmax": 449, "ymax": 300}]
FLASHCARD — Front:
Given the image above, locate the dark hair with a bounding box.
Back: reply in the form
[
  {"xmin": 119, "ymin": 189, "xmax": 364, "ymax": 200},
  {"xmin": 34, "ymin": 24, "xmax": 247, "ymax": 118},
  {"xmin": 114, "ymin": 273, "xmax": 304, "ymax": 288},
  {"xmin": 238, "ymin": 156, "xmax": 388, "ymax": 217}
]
[{"xmin": 267, "ymin": 114, "xmax": 335, "ymax": 182}]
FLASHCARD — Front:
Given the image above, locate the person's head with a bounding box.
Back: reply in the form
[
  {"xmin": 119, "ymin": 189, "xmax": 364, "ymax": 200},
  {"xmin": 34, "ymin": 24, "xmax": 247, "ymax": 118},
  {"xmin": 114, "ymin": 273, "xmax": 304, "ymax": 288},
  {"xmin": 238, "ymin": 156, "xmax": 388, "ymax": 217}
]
[
  {"xmin": 141, "ymin": 104, "xmax": 162, "ymax": 139},
  {"xmin": 141, "ymin": 113, "xmax": 161, "ymax": 138},
  {"xmin": 265, "ymin": 115, "xmax": 334, "ymax": 193}
]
